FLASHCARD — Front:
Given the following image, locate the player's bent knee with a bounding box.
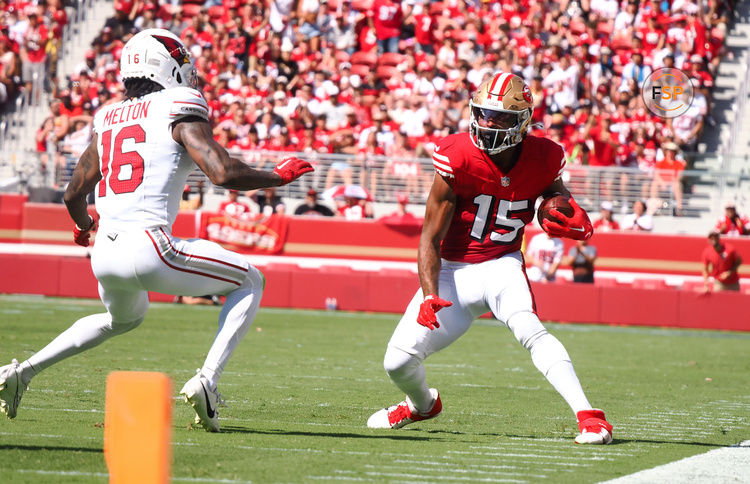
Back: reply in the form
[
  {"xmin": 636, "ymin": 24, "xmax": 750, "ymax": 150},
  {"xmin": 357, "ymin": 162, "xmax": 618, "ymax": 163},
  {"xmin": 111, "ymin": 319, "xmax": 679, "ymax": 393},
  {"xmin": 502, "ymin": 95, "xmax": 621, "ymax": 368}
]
[
  {"xmin": 383, "ymin": 346, "xmax": 420, "ymax": 378},
  {"xmin": 239, "ymin": 266, "xmax": 265, "ymax": 293},
  {"xmin": 110, "ymin": 316, "xmax": 145, "ymax": 335}
]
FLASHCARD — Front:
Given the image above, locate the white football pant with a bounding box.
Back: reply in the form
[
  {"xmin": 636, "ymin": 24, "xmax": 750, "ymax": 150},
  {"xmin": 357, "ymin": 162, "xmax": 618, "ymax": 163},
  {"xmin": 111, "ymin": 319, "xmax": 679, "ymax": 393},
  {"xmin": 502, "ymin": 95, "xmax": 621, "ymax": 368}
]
[
  {"xmin": 19, "ymin": 227, "xmax": 263, "ymax": 390},
  {"xmin": 383, "ymin": 251, "xmax": 592, "ymax": 413}
]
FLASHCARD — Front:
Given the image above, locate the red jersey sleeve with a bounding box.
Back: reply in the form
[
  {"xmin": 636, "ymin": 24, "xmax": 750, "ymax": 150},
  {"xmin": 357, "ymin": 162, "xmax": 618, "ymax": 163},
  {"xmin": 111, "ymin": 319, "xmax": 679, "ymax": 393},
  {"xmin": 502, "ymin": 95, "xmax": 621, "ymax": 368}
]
[
  {"xmin": 431, "ymin": 134, "xmax": 462, "ymax": 181},
  {"xmin": 531, "ymin": 136, "xmax": 566, "ymax": 190}
]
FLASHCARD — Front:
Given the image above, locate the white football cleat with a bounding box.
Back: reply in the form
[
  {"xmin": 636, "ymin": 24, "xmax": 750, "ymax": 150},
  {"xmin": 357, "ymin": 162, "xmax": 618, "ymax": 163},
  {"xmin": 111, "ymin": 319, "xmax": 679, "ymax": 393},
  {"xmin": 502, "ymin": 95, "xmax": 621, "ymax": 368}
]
[
  {"xmin": 575, "ymin": 409, "xmax": 613, "ymax": 444},
  {"xmin": 0, "ymin": 359, "xmax": 25, "ymax": 419},
  {"xmin": 180, "ymin": 370, "xmax": 224, "ymax": 432},
  {"xmin": 367, "ymin": 388, "xmax": 442, "ymax": 429}
]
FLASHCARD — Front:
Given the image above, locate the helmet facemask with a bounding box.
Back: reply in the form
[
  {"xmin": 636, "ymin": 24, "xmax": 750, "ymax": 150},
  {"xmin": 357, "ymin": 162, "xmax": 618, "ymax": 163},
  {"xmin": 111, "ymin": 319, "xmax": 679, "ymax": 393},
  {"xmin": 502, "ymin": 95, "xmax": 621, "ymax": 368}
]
[{"xmin": 469, "ymin": 103, "xmax": 531, "ymax": 155}]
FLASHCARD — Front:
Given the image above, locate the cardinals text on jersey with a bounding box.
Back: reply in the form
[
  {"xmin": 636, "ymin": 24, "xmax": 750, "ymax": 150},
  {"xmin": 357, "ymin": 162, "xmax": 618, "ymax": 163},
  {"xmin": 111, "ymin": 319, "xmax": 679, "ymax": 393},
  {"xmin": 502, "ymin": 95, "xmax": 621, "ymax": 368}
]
[
  {"xmin": 432, "ymin": 132, "xmax": 565, "ymax": 263},
  {"xmin": 93, "ymin": 87, "xmax": 209, "ymax": 231}
]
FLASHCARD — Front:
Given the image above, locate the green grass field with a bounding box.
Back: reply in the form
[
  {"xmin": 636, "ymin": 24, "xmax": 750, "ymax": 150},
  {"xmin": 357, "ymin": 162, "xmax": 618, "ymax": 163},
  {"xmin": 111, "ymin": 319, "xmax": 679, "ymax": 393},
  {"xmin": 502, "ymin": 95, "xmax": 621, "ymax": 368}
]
[{"xmin": 1, "ymin": 294, "xmax": 749, "ymax": 483}]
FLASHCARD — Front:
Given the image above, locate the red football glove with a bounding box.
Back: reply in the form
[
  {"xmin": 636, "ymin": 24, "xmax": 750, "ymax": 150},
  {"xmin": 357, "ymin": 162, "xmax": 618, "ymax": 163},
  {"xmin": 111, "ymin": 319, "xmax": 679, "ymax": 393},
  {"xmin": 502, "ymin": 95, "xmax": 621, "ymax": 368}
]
[
  {"xmin": 541, "ymin": 197, "xmax": 593, "ymax": 240},
  {"xmin": 274, "ymin": 157, "xmax": 314, "ymax": 185},
  {"xmin": 73, "ymin": 216, "xmax": 97, "ymax": 247},
  {"xmin": 417, "ymin": 294, "xmax": 452, "ymax": 330}
]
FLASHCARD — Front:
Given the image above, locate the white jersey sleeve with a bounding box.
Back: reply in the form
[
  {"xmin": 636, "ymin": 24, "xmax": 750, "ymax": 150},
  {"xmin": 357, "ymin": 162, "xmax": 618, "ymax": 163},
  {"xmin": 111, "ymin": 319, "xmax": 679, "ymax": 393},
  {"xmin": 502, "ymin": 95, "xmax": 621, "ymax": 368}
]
[{"xmin": 168, "ymin": 87, "xmax": 209, "ymax": 122}]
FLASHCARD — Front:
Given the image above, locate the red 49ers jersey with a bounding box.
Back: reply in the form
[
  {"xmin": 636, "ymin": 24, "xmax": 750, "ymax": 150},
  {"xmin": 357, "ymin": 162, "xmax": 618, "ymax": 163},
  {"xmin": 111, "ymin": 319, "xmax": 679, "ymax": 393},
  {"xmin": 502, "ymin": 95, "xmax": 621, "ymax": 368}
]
[{"xmin": 432, "ymin": 133, "xmax": 565, "ymax": 263}]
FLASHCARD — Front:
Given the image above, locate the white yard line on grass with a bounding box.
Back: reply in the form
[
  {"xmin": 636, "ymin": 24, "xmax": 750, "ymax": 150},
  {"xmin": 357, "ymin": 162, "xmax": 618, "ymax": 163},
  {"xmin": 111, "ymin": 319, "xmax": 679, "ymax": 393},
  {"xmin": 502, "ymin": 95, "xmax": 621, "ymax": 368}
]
[
  {"xmin": 601, "ymin": 440, "xmax": 750, "ymax": 484},
  {"xmin": 12, "ymin": 469, "xmax": 252, "ymax": 483}
]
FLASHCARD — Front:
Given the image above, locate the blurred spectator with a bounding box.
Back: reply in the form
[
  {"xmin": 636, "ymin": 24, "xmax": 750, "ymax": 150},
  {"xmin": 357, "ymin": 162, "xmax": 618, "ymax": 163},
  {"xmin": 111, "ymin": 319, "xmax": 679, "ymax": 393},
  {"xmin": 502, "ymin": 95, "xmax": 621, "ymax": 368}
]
[
  {"xmin": 219, "ymin": 189, "xmax": 256, "ymax": 218},
  {"xmin": 251, "ymin": 187, "xmax": 282, "ymax": 214},
  {"xmin": 294, "ymin": 188, "xmax": 334, "ymax": 216},
  {"xmin": 564, "ymin": 239, "xmax": 597, "ymax": 284},
  {"xmin": 525, "ymin": 232, "xmax": 563, "ymax": 283},
  {"xmin": 384, "ymin": 130, "xmax": 422, "ymax": 199},
  {"xmin": 0, "ymin": 36, "xmax": 21, "ymax": 104},
  {"xmin": 104, "ymin": 1, "xmax": 137, "ymax": 42},
  {"xmin": 714, "ymin": 203, "xmax": 750, "ymax": 236},
  {"xmin": 370, "ymin": 0, "xmax": 403, "ymax": 54},
  {"xmin": 593, "ymin": 201, "xmax": 620, "ymax": 232},
  {"xmin": 378, "ymin": 193, "xmax": 419, "ymax": 224},
  {"xmin": 21, "ymin": 8, "xmax": 48, "ymax": 103},
  {"xmin": 650, "ymin": 142, "xmax": 686, "ymax": 216},
  {"xmin": 336, "ymin": 186, "xmax": 373, "ymax": 220},
  {"xmin": 180, "ymin": 181, "xmax": 204, "ymax": 210},
  {"xmin": 702, "ymin": 232, "xmax": 742, "ymax": 293},
  {"xmin": 621, "ymin": 200, "xmax": 654, "ymax": 231}
]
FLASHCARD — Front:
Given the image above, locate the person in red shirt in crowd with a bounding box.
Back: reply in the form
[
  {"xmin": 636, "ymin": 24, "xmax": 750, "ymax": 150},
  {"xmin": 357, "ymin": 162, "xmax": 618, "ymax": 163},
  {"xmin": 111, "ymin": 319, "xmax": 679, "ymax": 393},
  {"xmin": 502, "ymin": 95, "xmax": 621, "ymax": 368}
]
[
  {"xmin": 336, "ymin": 186, "xmax": 374, "ymax": 220},
  {"xmin": 378, "ymin": 193, "xmax": 420, "ymax": 225},
  {"xmin": 411, "ymin": 4, "xmax": 435, "ymax": 54},
  {"xmin": 592, "ymin": 201, "xmax": 620, "ymax": 232},
  {"xmin": 219, "ymin": 189, "xmax": 255, "ymax": 219},
  {"xmin": 650, "ymin": 141, "xmax": 686, "ymax": 216},
  {"xmin": 21, "ymin": 9, "xmax": 48, "ymax": 102},
  {"xmin": 702, "ymin": 232, "xmax": 743, "ymax": 292},
  {"xmin": 369, "ymin": 0, "xmax": 403, "ymax": 54},
  {"xmin": 715, "ymin": 203, "xmax": 750, "ymax": 236},
  {"xmin": 529, "ymin": 74, "xmax": 547, "ymax": 125},
  {"xmin": 585, "ymin": 115, "xmax": 618, "ymax": 201}
]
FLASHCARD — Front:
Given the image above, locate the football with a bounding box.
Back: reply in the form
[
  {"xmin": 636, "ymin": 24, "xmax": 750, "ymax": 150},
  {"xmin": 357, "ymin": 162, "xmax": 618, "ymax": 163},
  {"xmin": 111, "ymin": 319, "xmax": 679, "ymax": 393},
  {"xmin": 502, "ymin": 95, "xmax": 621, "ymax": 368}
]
[{"xmin": 537, "ymin": 195, "xmax": 574, "ymax": 226}]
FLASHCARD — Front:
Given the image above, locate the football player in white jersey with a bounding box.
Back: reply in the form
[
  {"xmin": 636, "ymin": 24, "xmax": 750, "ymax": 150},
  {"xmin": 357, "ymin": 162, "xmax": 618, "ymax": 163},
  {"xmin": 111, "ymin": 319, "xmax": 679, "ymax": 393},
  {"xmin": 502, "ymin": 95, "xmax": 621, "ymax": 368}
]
[{"xmin": 0, "ymin": 29, "xmax": 313, "ymax": 432}]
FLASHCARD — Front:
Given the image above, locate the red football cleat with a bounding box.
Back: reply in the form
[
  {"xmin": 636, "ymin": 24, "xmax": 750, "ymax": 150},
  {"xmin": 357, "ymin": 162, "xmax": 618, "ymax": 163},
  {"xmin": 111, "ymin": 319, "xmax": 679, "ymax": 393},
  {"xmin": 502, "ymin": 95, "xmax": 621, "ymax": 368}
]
[
  {"xmin": 367, "ymin": 388, "xmax": 442, "ymax": 429},
  {"xmin": 575, "ymin": 408, "xmax": 613, "ymax": 444}
]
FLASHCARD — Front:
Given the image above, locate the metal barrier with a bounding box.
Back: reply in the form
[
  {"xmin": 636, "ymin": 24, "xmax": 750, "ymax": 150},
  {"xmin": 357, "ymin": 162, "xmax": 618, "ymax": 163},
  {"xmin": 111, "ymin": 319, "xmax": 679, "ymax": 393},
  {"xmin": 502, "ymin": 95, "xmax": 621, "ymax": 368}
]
[{"xmin": 4, "ymin": 148, "xmax": 750, "ymax": 220}]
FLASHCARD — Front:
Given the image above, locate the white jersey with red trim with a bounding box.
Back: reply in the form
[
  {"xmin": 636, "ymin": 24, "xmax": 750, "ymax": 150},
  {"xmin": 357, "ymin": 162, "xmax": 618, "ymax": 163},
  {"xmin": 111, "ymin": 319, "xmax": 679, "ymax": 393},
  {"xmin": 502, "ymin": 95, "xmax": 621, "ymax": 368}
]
[
  {"xmin": 92, "ymin": 86, "xmax": 209, "ymax": 231},
  {"xmin": 432, "ymin": 132, "xmax": 565, "ymax": 264}
]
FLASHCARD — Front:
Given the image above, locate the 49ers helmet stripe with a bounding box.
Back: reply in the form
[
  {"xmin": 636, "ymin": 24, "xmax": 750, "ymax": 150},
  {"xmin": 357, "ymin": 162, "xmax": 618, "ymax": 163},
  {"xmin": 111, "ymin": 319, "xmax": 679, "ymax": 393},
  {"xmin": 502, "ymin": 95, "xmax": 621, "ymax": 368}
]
[{"xmin": 488, "ymin": 73, "xmax": 513, "ymax": 101}]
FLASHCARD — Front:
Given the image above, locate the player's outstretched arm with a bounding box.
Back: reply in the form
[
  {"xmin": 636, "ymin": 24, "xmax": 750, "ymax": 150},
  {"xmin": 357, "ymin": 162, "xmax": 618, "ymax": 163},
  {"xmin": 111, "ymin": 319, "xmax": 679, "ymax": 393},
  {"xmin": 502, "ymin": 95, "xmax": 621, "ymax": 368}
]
[
  {"xmin": 416, "ymin": 173, "xmax": 455, "ymax": 330},
  {"xmin": 173, "ymin": 118, "xmax": 312, "ymax": 190},
  {"xmin": 64, "ymin": 135, "xmax": 102, "ymax": 229}
]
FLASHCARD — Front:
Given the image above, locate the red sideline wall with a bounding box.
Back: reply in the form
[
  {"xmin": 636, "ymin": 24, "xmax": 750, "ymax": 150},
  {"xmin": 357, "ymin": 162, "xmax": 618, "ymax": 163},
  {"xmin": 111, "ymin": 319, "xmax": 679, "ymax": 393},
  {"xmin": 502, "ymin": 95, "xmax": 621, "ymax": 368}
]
[
  {"xmin": 0, "ymin": 254, "xmax": 748, "ymax": 332},
  {"xmin": 1, "ymin": 196, "xmax": 749, "ymax": 331},
  {"xmin": 2, "ymin": 198, "xmax": 749, "ymax": 275}
]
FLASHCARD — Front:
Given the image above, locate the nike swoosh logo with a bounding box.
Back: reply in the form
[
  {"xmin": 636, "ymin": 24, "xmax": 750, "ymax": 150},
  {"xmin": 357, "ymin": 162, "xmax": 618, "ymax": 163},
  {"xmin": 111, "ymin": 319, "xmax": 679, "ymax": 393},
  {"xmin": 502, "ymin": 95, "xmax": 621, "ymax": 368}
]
[
  {"xmin": 434, "ymin": 146, "xmax": 440, "ymax": 152},
  {"xmin": 107, "ymin": 234, "xmax": 118, "ymax": 241},
  {"xmin": 570, "ymin": 227, "xmax": 585, "ymax": 232},
  {"xmin": 202, "ymin": 383, "xmax": 216, "ymax": 418}
]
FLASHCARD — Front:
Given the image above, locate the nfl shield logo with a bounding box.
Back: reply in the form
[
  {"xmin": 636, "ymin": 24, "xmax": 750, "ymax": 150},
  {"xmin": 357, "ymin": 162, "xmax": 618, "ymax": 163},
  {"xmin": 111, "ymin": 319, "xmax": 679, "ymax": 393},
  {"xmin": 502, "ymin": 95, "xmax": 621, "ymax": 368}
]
[{"xmin": 501, "ymin": 176, "xmax": 510, "ymax": 187}]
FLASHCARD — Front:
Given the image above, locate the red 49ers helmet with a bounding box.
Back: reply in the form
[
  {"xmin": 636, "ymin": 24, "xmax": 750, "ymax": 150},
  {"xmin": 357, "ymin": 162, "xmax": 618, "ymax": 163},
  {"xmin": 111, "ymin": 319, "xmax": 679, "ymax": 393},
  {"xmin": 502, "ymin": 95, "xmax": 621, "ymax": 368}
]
[{"xmin": 469, "ymin": 72, "xmax": 534, "ymax": 155}]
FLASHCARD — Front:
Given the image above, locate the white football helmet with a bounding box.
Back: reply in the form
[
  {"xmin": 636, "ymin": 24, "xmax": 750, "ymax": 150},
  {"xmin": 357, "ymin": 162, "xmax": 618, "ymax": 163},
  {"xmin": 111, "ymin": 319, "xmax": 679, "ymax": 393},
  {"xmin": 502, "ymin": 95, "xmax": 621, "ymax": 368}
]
[
  {"xmin": 469, "ymin": 72, "xmax": 533, "ymax": 155},
  {"xmin": 120, "ymin": 28, "xmax": 197, "ymax": 89}
]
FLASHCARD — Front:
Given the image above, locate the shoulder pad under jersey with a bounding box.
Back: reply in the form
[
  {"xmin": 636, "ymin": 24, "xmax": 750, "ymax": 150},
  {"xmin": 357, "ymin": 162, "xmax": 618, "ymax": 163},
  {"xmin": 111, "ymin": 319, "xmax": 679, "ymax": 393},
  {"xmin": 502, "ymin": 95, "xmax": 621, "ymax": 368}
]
[{"xmin": 168, "ymin": 87, "xmax": 209, "ymax": 122}]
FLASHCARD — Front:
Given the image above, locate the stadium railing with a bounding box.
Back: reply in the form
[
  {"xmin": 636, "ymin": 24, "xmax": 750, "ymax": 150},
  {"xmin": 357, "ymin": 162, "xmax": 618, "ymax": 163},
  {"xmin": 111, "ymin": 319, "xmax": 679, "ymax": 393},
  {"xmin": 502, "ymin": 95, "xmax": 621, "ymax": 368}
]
[{"xmin": 3, "ymin": 148, "xmax": 750, "ymax": 222}]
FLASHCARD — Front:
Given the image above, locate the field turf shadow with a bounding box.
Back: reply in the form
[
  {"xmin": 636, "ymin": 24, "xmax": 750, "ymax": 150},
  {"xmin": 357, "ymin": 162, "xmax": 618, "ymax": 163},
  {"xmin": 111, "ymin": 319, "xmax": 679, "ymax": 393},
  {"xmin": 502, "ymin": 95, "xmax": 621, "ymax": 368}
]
[
  {"xmin": 219, "ymin": 425, "xmax": 436, "ymax": 441},
  {"xmin": 0, "ymin": 444, "xmax": 103, "ymax": 453}
]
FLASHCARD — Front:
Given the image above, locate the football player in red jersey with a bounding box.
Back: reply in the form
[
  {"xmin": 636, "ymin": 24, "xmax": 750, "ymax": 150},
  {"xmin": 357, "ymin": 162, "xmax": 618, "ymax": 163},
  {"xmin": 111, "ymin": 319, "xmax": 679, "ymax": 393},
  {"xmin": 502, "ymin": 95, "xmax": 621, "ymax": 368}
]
[{"xmin": 367, "ymin": 73, "xmax": 612, "ymax": 444}]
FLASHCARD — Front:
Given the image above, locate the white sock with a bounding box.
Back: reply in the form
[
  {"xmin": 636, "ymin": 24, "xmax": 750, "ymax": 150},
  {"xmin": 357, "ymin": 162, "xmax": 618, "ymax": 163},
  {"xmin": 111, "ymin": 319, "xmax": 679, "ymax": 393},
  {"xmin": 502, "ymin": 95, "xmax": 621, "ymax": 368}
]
[
  {"xmin": 23, "ymin": 313, "xmax": 141, "ymax": 385},
  {"xmin": 544, "ymin": 360, "xmax": 592, "ymax": 414},
  {"xmin": 200, "ymin": 279, "xmax": 262, "ymax": 390}
]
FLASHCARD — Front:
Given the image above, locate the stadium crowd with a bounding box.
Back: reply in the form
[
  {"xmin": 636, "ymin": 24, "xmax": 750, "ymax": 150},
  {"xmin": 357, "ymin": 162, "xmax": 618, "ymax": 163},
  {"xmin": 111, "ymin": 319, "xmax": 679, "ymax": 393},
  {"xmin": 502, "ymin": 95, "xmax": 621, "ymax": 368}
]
[{"xmin": 0, "ymin": 0, "xmax": 739, "ymax": 212}]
